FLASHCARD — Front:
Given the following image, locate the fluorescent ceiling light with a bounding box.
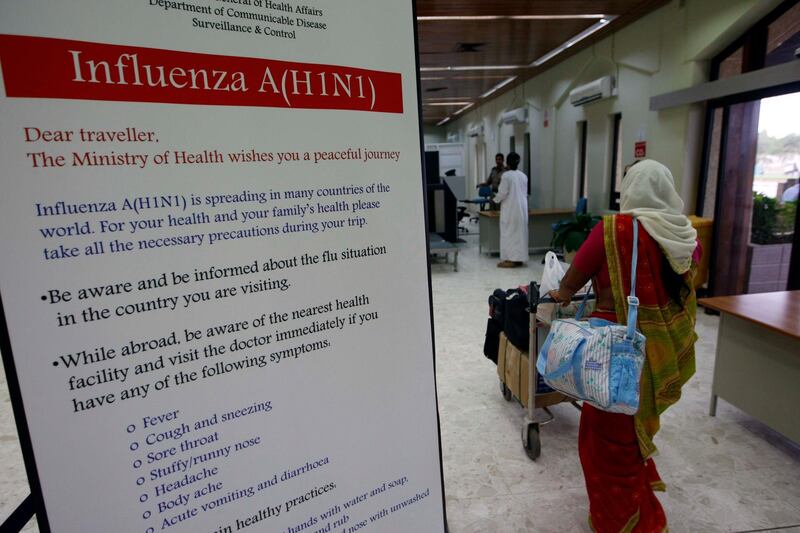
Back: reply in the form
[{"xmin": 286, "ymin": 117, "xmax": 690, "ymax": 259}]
[
  {"xmin": 451, "ymin": 75, "xmax": 508, "ymax": 80},
  {"xmin": 510, "ymin": 14, "xmax": 606, "ymax": 20},
  {"xmin": 530, "ymin": 15, "xmax": 617, "ymax": 67},
  {"xmin": 417, "ymin": 15, "xmax": 607, "ymax": 21},
  {"xmin": 454, "ymin": 103, "xmax": 475, "ymax": 115},
  {"xmin": 481, "ymin": 76, "xmax": 517, "ymax": 98},
  {"xmin": 425, "ymin": 102, "xmax": 473, "ymax": 106},
  {"xmin": 423, "ymin": 75, "xmax": 510, "ymax": 81},
  {"xmin": 426, "ymin": 96, "xmax": 475, "ymax": 100},
  {"xmin": 433, "ymin": 101, "xmax": 476, "ymax": 127},
  {"xmin": 420, "ymin": 65, "xmax": 522, "ymax": 72}
]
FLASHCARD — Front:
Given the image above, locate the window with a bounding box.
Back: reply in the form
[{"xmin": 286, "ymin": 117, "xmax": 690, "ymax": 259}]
[
  {"xmin": 715, "ymin": 46, "xmax": 744, "ymax": 79},
  {"xmin": 577, "ymin": 121, "xmax": 588, "ymax": 201},
  {"xmin": 700, "ymin": 107, "xmax": 725, "ymax": 218},
  {"xmin": 708, "ymin": 0, "xmax": 799, "ymax": 82},
  {"xmin": 609, "ymin": 113, "xmax": 623, "ymax": 211},
  {"xmin": 697, "ymin": 0, "xmax": 800, "ymax": 295},
  {"xmin": 698, "ymin": 0, "xmax": 800, "ymax": 217},
  {"xmin": 766, "ymin": 1, "xmax": 800, "ymax": 66}
]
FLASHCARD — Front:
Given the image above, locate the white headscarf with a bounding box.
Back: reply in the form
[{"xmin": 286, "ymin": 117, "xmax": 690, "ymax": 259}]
[{"xmin": 620, "ymin": 160, "xmax": 697, "ymax": 274}]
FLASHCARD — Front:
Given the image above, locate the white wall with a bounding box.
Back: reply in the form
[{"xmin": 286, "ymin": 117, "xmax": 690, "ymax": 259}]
[
  {"xmin": 423, "ymin": 125, "xmax": 446, "ymax": 145},
  {"xmin": 443, "ymin": 0, "xmax": 783, "ymax": 214}
]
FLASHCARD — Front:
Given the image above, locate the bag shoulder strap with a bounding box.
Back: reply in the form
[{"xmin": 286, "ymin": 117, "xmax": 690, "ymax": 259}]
[
  {"xmin": 626, "ymin": 220, "xmax": 639, "ymax": 340},
  {"xmin": 575, "ymin": 217, "xmax": 639, "ymax": 329}
]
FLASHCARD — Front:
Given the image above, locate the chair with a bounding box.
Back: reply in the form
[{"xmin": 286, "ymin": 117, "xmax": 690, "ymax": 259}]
[
  {"xmin": 463, "ymin": 185, "xmax": 494, "ymax": 223},
  {"xmin": 551, "ymin": 197, "xmax": 587, "ymax": 232},
  {"xmin": 575, "ymin": 197, "xmax": 587, "ymax": 215},
  {"xmin": 457, "ymin": 206, "xmax": 470, "ymax": 233}
]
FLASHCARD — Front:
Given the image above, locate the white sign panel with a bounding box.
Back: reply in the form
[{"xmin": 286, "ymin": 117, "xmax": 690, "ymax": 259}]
[{"xmin": 0, "ymin": 1, "xmax": 445, "ymax": 531}]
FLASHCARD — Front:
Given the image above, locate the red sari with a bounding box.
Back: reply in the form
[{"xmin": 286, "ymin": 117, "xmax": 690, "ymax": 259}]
[
  {"xmin": 571, "ymin": 216, "xmax": 698, "ymax": 532},
  {"xmin": 579, "ymin": 405, "xmax": 667, "ymax": 532}
]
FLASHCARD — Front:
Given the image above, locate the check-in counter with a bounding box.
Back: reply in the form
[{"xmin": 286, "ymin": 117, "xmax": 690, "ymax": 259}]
[{"xmin": 478, "ymin": 208, "xmax": 574, "ymax": 255}]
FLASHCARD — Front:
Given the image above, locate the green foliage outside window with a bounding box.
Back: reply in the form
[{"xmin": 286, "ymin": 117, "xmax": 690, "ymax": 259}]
[{"xmin": 751, "ymin": 192, "xmax": 796, "ymax": 244}]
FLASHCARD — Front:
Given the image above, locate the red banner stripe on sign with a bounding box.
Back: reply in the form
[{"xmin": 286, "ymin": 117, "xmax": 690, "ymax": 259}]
[{"xmin": 0, "ymin": 34, "xmax": 403, "ymax": 113}]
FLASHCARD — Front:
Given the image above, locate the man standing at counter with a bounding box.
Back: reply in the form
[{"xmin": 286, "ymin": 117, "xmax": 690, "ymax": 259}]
[
  {"xmin": 479, "ymin": 153, "xmax": 507, "ymax": 210},
  {"xmin": 494, "ymin": 152, "xmax": 529, "ymax": 268},
  {"xmin": 481, "ymin": 153, "xmax": 507, "ymax": 193}
]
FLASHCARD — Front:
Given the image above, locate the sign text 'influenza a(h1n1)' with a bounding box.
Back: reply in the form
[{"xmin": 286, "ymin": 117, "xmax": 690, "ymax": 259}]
[{"xmin": 0, "ymin": 35, "xmax": 403, "ymax": 113}]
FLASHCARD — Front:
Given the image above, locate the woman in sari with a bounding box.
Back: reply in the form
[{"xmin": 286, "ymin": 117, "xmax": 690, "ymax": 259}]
[{"xmin": 549, "ymin": 160, "xmax": 700, "ymax": 532}]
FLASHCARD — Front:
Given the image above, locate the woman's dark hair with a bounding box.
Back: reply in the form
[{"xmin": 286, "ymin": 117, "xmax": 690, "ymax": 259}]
[{"xmin": 662, "ymin": 254, "xmax": 690, "ymax": 307}]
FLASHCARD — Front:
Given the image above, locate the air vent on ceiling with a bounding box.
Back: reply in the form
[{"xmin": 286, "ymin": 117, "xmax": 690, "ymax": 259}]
[
  {"xmin": 425, "ymin": 87, "xmax": 448, "ymax": 93},
  {"xmin": 455, "ymin": 42, "xmax": 486, "ymax": 53}
]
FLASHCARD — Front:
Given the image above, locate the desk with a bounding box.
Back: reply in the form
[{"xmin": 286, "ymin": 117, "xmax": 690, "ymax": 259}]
[
  {"xmin": 478, "ymin": 208, "xmax": 573, "ymax": 255},
  {"xmin": 699, "ymin": 291, "xmax": 800, "ymax": 443}
]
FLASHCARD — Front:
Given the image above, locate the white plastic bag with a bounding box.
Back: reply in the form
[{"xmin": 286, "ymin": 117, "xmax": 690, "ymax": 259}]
[
  {"xmin": 536, "ymin": 252, "xmax": 593, "ymax": 324},
  {"xmin": 538, "ymin": 252, "xmax": 568, "ymax": 297}
]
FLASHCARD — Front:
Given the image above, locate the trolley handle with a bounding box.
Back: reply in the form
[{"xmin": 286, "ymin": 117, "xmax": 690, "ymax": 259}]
[{"xmin": 527, "ymin": 281, "xmax": 594, "ymax": 314}]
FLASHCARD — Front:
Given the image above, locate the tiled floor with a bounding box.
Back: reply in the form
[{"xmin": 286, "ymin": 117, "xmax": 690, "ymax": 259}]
[
  {"xmin": 1, "ymin": 227, "xmax": 799, "ymax": 532},
  {"xmin": 431, "ymin": 229, "xmax": 800, "ymax": 533}
]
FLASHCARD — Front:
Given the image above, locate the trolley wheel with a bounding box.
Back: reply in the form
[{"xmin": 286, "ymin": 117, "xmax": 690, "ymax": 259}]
[
  {"xmin": 523, "ymin": 423, "xmax": 541, "ymax": 461},
  {"xmin": 500, "ymin": 381, "xmax": 513, "ymax": 402}
]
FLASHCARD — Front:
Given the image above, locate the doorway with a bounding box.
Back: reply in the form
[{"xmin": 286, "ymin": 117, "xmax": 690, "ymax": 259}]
[{"xmin": 475, "ymin": 140, "xmax": 486, "ymax": 189}]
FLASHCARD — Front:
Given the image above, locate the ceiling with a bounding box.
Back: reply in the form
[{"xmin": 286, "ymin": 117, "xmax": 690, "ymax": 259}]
[{"xmin": 415, "ymin": 0, "xmax": 669, "ymax": 125}]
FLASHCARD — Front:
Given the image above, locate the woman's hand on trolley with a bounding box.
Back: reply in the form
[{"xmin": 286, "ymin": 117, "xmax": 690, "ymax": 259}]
[{"xmin": 548, "ymin": 289, "xmax": 572, "ymax": 307}]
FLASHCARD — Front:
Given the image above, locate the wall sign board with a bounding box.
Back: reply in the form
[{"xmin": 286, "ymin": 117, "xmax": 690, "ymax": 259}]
[{"xmin": 0, "ymin": 2, "xmax": 445, "ymax": 531}]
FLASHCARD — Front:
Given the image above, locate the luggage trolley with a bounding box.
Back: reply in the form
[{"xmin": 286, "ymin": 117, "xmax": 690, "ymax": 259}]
[{"xmin": 500, "ymin": 281, "xmax": 588, "ymax": 460}]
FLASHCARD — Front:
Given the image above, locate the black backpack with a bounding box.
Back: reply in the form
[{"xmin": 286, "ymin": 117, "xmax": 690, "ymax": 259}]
[
  {"xmin": 482, "ymin": 289, "xmax": 507, "ymax": 364},
  {"xmin": 503, "ymin": 288, "xmax": 529, "ymax": 352},
  {"xmin": 483, "ymin": 287, "xmax": 529, "ymax": 363}
]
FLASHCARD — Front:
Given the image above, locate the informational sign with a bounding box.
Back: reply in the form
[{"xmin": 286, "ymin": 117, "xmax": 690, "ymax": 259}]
[
  {"xmin": 0, "ymin": 2, "xmax": 445, "ymax": 532},
  {"xmin": 634, "ymin": 141, "xmax": 647, "ymax": 158}
]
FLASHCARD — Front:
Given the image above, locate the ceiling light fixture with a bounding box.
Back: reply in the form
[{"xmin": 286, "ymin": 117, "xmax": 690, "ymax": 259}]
[
  {"xmin": 480, "ymin": 76, "xmax": 517, "ymax": 99},
  {"xmin": 425, "ymin": 101, "xmax": 473, "ymax": 106},
  {"xmin": 417, "ymin": 15, "xmax": 607, "ymax": 21},
  {"xmin": 450, "ymin": 75, "xmax": 508, "ymax": 80},
  {"xmin": 510, "ymin": 14, "xmax": 606, "ymax": 20},
  {"xmin": 420, "ymin": 65, "xmax": 522, "ymax": 72},
  {"xmin": 426, "ymin": 96, "xmax": 475, "ymax": 101},
  {"xmin": 454, "ymin": 103, "xmax": 475, "ymax": 115},
  {"xmin": 436, "ymin": 117, "xmax": 451, "ymax": 126},
  {"xmin": 530, "ymin": 16, "xmax": 617, "ymax": 67}
]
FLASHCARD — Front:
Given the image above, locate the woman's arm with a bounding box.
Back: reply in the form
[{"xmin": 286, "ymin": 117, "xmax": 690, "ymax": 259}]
[
  {"xmin": 549, "ymin": 265, "xmax": 592, "ymax": 304},
  {"xmin": 548, "ymin": 221, "xmax": 604, "ymax": 304}
]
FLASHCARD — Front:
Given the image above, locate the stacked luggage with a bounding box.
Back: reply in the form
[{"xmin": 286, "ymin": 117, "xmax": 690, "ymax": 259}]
[
  {"xmin": 482, "ymin": 268, "xmax": 594, "ymax": 460},
  {"xmin": 483, "ymin": 286, "xmax": 552, "ymax": 409}
]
